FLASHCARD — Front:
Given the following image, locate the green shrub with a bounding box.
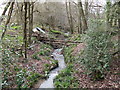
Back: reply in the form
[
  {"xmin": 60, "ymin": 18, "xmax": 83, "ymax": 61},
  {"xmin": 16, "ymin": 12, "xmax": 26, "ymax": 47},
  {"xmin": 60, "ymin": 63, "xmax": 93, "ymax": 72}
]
[
  {"xmin": 80, "ymin": 21, "xmax": 113, "ymax": 80},
  {"xmin": 54, "ymin": 64, "xmax": 79, "ymax": 88},
  {"xmin": 16, "ymin": 69, "xmax": 43, "ymax": 88},
  {"xmin": 41, "ymin": 43, "xmax": 52, "ymax": 50},
  {"xmin": 39, "ymin": 49, "xmax": 51, "ymax": 56},
  {"xmin": 44, "ymin": 60, "xmax": 58, "ymax": 75},
  {"xmin": 32, "ymin": 53, "xmax": 41, "ymax": 60},
  {"xmin": 39, "ymin": 44, "xmax": 52, "ymax": 56},
  {"xmin": 63, "ymin": 34, "xmax": 82, "ymax": 63},
  {"xmin": 64, "ymin": 45, "xmax": 75, "ymax": 63}
]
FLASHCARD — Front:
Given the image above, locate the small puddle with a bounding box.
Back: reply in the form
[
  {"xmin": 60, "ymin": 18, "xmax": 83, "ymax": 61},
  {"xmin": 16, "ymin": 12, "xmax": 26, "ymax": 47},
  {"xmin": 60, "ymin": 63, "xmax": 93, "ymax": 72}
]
[{"xmin": 39, "ymin": 48, "xmax": 66, "ymax": 88}]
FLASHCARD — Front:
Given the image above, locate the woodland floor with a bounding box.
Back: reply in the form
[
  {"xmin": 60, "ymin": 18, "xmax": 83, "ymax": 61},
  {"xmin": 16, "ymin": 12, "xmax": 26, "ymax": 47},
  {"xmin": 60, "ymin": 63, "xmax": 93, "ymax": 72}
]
[
  {"xmin": 73, "ymin": 43, "xmax": 120, "ymax": 88},
  {"xmin": 2, "ymin": 29, "xmax": 120, "ymax": 88}
]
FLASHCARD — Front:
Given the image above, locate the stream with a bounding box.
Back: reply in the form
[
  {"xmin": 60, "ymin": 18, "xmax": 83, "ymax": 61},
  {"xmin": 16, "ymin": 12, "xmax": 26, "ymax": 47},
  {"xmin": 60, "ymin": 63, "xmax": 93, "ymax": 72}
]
[{"xmin": 39, "ymin": 48, "xmax": 66, "ymax": 88}]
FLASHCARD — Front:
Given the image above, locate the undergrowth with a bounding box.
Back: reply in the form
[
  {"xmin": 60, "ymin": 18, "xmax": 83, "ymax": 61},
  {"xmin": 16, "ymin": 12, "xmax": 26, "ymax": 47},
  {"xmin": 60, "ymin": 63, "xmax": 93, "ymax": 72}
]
[
  {"xmin": 80, "ymin": 20, "xmax": 113, "ymax": 81},
  {"xmin": 54, "ymin": 64, "xmax": 79, "ymax": 88},
  {"xmin": 54, "ymin": 35, "xmax": 81, "ymax": 88}
]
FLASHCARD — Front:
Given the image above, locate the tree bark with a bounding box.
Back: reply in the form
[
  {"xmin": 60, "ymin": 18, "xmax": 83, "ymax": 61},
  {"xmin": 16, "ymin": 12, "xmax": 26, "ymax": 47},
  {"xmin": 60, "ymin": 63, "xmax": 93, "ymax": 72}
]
[
  {"xmin": 118, "ymin": 19, "xmax": 120, "ymax": 58},
  {"xmin": 65, "ymin": 1, "xmax": 71, "ymax": 32},
  {"xmin": 65, "ymin": 1, "xmax": 74, "ymax": 34},
  {"xmin": 1, "ymin": 2, "xmax": 14, "ymax": 40},
  {"xmin": 85, "ymin": 0, "xmax": 89, "ymax": 21},
  {"xmin": 0, "ymin": 2, "xmax": 11, "ymax": 23},
  {"xmin": 28, "ymin": 2, "xmax": 34, "ymax": 44},
  {"xmin": 28, "ymin": 2, "xmax": 31, "ymax": 44},
  {"xmin": 68, "ymin": 1, "xmax": 74, "ymax": 34},
  {"xmin": 78, "ymin": 12, "xmax": 82, "ymax": 34},
  {"xmin": 23, "ymin": 2, "xmax": 28, "ymax": 59},
  {"xmin": 78, "ymin": 0, "xmax": 88, "ymax": 33}
]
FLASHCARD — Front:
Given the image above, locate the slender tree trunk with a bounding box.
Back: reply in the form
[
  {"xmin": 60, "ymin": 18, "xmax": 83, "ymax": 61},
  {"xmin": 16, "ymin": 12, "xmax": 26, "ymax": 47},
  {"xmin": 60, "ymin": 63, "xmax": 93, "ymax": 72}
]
[
  {"xmin": 0, "ymin": 2, "xmax": 11, "ymax": 23},
  {"xmin": 28, "ymin": 2, "xmax": 34, "ymax": 44},
  {"xmin": 28, "ymin": 2, "xmax": 31, "ymax": 44},
  {"xmin": 85, "ymin": 0, "xmax": 89, "ymax": 21},
  {"xmin": 68, "ymin": 1, "xmax": 74, "ymax": 34},
  {"xmin": 78, "ymin": 12, "xmax": 82, "ymax": 34},
  {"xmin": 65, "ymin": 1, "xmax": 74, "ymax": 34},
  {"xmin": 23, "ymin": 2, "xmax": 27, "ymax": 59},
  {"xmin": 118, "ymin": 19, "xmax": 120, "ymax": 58},
  {"xmin": 16, "ymin": 3, "xmax": 24, "ymax": 29},
  {"xmin": 78, "ymin": 0, "xmax": 88, "ymax": 33},
  {"xmin": 65, "ymin": 1, "xmax": 71, "ymax": 32},
  {"xmin": 77, "ymin": 0, "xmax": 82, "ymax": 34},
  {"xmin": 1, "ymin": 2, "xmax": 14, "ymax": 40}
]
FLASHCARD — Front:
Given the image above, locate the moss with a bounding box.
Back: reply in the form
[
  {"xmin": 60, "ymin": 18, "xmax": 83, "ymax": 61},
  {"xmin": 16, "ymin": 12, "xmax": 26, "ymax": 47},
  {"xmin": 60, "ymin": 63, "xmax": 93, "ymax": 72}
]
[{"xmin": 50, "ymin": 30, "xmax": 63, "ymax": 34}]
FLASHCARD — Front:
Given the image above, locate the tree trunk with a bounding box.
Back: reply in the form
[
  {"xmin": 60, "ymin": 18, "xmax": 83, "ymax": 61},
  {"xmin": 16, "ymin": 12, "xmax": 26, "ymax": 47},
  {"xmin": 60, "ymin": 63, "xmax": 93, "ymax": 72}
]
[
  {"xmin": 28, "ymin": 2, "xmax": 31, "ymax": 44},
  {"xmin": 65, "ymin": 1, "xmax": 71, "ymax": 32},
  {"xmin": 77, "ymin": 1, "xmax": 82, "ymax": 34},
  {"xmin": 78, "ymin": 0, "xmax": 88, "ymax": 33},
  {"xmin": 78, "ymin": 12, "xmax": 82, "ymax": 34},
  {"xmin": 65, "ymin": 1, "xmax": 74, "ymax": 34},
  {"xmin": 85, "ymin": 0, "xmax": 89, "ymax": 21},
  {"xmin": 118, "ymin": 19, "xmax": 120, "ymax": 58},
  {"xmin": 30, "ymin": 2, "xmax": 34, "ymax": 43},
  {"xmin": 1, "ymin": 2, "xmax": 14, "ymax": 40},
  {"xmin": 0, "ymin": 1, "xmax": 11, "ymax": 23},
  {"xmin": 68, "ymin": 1, "xmax": 74, "ymax": 34},
  {"xmin": 23, "ymin": 2, "xmax": 28, "ymax": 59}
]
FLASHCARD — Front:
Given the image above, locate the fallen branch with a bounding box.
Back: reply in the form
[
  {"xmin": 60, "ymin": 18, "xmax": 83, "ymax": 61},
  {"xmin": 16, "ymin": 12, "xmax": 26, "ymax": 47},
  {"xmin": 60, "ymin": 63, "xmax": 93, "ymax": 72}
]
[
  {"xmin": 112, "ymin": 50, "xmax": 120, "ymax": 56},
  {"xmin": 40, "ymin": 39, "xmax": 82, "ymax": 44}
]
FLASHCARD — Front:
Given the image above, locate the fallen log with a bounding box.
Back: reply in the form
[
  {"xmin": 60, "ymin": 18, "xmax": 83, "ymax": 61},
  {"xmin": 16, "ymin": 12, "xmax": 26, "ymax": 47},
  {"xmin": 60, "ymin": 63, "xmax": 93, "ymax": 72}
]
[
  {"xmin": 32, "ymin": 33, "xmax": 82, "ymax": 49},
  {"xmin": 112, "ymin": 50, "xmax": 120, "ymax": 56},
  {"xmin": 41, "ymin": 39, "xmax": 82, "ymax": 44},
  {"xmin": 32, "ymin": 33, "xmax": 82, "ymax": 44}
]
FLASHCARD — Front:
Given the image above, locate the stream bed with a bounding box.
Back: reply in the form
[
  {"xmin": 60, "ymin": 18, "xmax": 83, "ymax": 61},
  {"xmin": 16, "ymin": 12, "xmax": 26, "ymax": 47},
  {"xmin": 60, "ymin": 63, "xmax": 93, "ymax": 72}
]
[{"xmin": 39, "ymin": 48, "xmax": 66, "ymax": 88}]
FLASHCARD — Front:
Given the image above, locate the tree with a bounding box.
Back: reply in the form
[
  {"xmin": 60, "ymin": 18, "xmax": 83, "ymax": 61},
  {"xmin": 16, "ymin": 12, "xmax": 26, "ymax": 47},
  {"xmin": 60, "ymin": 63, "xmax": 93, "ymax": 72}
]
[
  {"xmin": 1, "ymin": 2, "xmax": 14, "ymax": 40},
  {"xmin": 0, "ymin": 1, "xmax": 11, "ymax": 24},
  {"xmin": 28, "ymin": 2, "xmax": 34, "ymax": 44},
  {"xmin": 66, "ymin": 0, "xmax": 74, "ymax": 34},
  {"xmin": 23, "ymin": 2, "xmax": 27, "ymax": 59},
  {"xmin": 85, "ymin": 0, "xmax": 89, "ymax": 21},
  {"xmin": 78, "ymin": 0, "xmax": 88, "ymax": 33}
]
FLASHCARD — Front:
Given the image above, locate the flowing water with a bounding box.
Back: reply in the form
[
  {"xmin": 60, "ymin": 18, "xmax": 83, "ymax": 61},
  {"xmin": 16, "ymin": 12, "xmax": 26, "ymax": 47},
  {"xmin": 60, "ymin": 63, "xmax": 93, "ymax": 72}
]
[{"xmin": 39, "ymin": 48, "xmax": 66, "ymax": 88}]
